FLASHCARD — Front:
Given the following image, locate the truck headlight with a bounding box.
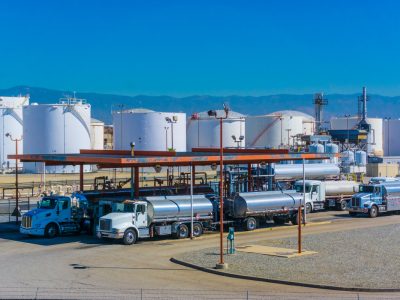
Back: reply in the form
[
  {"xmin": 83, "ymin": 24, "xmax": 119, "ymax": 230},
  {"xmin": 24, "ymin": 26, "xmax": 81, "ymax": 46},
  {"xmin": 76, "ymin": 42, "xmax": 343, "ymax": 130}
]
[{"xmin": 364, "ymin": 204, "xmax": 369, "ymax": 207}]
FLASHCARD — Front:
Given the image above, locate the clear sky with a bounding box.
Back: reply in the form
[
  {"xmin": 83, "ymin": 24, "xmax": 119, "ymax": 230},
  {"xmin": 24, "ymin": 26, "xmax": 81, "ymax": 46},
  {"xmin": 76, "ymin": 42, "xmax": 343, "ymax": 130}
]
[{"xmin": 1, "ymin": 0, "xmax": 400, "ymax": 96}]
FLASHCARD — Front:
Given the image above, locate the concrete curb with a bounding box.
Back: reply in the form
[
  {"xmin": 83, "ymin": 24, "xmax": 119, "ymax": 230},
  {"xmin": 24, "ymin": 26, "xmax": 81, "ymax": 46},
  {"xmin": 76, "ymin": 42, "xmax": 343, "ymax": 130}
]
[{"xmin": 170, "ymin": 257, "xmax": 400, "ymax": 293}]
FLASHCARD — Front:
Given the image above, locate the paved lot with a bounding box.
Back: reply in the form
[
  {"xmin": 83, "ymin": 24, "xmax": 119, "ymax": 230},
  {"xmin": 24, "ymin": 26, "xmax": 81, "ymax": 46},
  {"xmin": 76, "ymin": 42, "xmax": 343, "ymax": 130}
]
[{"xmin": 1, "ymin": 211, "xmax": 400, "ymax": 299}]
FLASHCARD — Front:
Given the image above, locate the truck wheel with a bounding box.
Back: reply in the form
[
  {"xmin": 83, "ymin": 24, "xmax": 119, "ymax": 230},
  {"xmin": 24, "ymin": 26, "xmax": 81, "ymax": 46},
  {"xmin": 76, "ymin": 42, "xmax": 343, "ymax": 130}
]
[
  {"xmin": 306, "ymin": 203, "xmax": 312, "ymax": 214},
  {"xmin": 369, "ymin": 206, "xmax": 379, "ymax": 218},
  {"xmin": 291, "ymin": 214, "xmax": 298, "ymax": 225},
  {"xmin": 339, "ymin": 201, "xmax": 347, "ymax": 211},
  {"xmin": 176, "ymin": 224, "xmax": 189, "ymax": 239},
  {"xmin": 192, "ymin": 223, "xmax": 203, "ymax": 237},
  {"xmin": 45, "ymin": 223, "xmax": 58, "ymax": 238},
  {"xmin": 123, "ymin": 229, "xmax": 137, "ymax": 245},
  {"xmin": 244, "ymin": 217, "xmax": 257, "ymax": 231}
]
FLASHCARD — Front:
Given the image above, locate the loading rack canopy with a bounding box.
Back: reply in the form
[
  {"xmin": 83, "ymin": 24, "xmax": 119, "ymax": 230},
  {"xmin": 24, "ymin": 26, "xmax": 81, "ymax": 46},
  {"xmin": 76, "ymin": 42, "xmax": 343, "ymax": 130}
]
[{"xmin": 9, "ymin": 149, "xmax": 338, "ymax": 168}]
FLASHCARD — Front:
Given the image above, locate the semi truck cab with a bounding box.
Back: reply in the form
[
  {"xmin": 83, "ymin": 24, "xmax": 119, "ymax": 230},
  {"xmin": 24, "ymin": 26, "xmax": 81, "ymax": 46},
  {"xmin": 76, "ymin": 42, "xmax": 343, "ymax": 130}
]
[
  {"xmin": 20, "ymin": 194, "xmax": 89, "ymax": 238},
  {"xmin": 348, "ymin": 184, "xmax": 384, "ymax": 217},
  {"xmin": 98, "ymin": 200, "xmax": 150, "ymax": 244},
  {"xmin": 294, "ymin": 180, "xmax": 325, "ymax": 213}
]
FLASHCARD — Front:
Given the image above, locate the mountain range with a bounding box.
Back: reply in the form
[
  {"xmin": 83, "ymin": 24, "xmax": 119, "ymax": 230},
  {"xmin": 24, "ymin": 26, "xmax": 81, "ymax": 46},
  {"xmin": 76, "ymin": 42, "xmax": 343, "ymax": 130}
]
[{"xmin": 1, "ymin": 86, "xmax": 399, "ymax": 124}]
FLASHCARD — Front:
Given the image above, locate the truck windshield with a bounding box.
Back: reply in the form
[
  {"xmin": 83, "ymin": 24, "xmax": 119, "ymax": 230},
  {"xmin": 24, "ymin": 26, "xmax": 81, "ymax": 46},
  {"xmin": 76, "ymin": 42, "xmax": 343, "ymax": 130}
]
[
  {"xmin": 359, "ymin": 186, "xmax": 376, "ymax": 193},
  {"xmin": 39, "ymin": 198, "xmax": 57, "ymax": 209},
  {"xmin": 123, "ymin": 203, "xmax": 135, "ymax": 212},
  {"xmin": 294, "ymin": 185, "xmax": 311, "ymax": 193}
]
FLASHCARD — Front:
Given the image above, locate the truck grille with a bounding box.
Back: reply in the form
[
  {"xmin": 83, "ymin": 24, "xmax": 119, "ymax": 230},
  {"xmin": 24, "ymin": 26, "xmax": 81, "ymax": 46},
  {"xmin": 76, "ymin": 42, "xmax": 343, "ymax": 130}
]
[
  {"xmin": 22, "ymin": 216, "xmax": 32, "ymax": 228},
  {"xmin": 351, "ymin": 198, "xmax": 360, "ymax": 207},
  {"xmin": 100, "ymin": 219, "xmax": 111, "ymax": 231}
]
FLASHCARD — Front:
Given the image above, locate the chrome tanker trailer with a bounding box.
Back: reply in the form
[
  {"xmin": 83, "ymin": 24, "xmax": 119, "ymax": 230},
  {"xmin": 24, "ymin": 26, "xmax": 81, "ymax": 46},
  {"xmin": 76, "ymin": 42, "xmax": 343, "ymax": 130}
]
[
  {"xmin": 97, "ymin": 195, "xmax": 214, "ymax": 245},
  {"xmin": 224, "ymin": 190, "xmax": 303, "ymax": 231}
]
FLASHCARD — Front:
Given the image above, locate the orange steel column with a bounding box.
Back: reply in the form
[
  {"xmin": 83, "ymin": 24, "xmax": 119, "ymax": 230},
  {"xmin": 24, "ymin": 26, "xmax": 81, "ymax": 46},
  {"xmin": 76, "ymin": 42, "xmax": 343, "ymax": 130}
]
[
  {"xmin": 134, "ymin": 167, "xmax": 140, "ymax": 198},
  {"xmin": 247, "ymin": 163, "xmax": 252, "ymax": 192},
  {"xmin": 79, "ymin": 164, "xmax": 84, "ymax": 191},
  {"xmin": 219, "ymin": 117, "xmax": 224, "ymax": 265}
]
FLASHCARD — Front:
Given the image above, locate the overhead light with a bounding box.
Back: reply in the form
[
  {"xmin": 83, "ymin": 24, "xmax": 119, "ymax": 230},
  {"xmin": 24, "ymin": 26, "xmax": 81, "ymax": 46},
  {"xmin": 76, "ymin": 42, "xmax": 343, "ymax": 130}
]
[
  {"xmin": 207, "ymin": 110, "xmax": 217, "ymax": 117},
  {"xmin": 154, "ymin": 165, "xmax": 162, "ymax": 173},
  {"xmin": 211, "ymin": 163, "xmax": 217, "ymax": 171}
]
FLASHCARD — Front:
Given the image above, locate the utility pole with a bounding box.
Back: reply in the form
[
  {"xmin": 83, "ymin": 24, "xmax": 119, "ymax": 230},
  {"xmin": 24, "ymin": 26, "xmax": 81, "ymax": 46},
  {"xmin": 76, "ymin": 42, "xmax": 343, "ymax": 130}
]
[{"xmin": 6, "ymin": 133, "xmax": 22, "ymax": 224}]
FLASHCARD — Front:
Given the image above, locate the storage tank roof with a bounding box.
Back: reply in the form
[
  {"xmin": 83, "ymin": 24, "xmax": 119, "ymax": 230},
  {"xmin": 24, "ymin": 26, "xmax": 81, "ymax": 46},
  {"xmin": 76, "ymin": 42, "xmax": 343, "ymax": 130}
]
[
  {"xmin": 117, "ymin": 108, "xmax": 155, "ymax": 114},
  {"xmin": 91, "ymin": 118, "xmax": 104, "ymax": 124},
  {"xmin": 272, "ymin": 110, "xmax": 314, "ymax": 120},
  {"xmin": 194, "ymin": 110, "xmax": 245, "ymax": 119}
]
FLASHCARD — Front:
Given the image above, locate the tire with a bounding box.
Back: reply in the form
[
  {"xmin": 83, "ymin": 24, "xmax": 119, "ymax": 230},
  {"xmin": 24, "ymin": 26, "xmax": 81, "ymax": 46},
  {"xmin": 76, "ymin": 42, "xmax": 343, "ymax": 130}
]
[
  {"xmin": 291, "ymin": 214, "xmax": 298, "ymax": 225},
  {"xmin": 243, "ymin": 217, "xmax": 257, "ymax": 231},
  {"xmin": 123, "ymin": 229, "xmax": 137, "ymax": 245},
  {"xmin": 349, "ymin": 212, "xmax": 357, "ymax": 217},
  {"xmin": 176, "ymin": 224, "xmax": 189, "ymax": 239},
  {"xmin": 192, "ymin": 223, "xmax": 203, "ymax": 237},
  {"xmin": 44, "ymin": 223, "xmax": 58, "ymax": 238},
  {"xmin": 273, "ymin": 216, "xmax": 286, "ymax": 225},
  {"xmin": 339, "ymin": 201, "xmax": 347, "ymax": 211},
  {"xmin": 369, "ymin": 206, "xmax": 379, "ymax": 218},
  {"xmin": 306, "ymin": 203, "xmax": 312, "ymax": 214}
]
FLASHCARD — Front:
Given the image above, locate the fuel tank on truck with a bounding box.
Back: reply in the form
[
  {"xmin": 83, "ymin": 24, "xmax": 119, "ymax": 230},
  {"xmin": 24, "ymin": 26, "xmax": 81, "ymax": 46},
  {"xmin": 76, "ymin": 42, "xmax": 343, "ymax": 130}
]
[
  {"xmin": 324, "ymin": 180, "xmax": 359, "ymax": 196},
  {"xmin": 225, "ymin": 191, "xmax": 302, "ymax": 218},
  {"xmin": 145, "ymin": 195, "xmax": 213, "ymax": 223},
  {"xmin": 274, "ymin": 163, "xmax": 340, "ymax": 180}
]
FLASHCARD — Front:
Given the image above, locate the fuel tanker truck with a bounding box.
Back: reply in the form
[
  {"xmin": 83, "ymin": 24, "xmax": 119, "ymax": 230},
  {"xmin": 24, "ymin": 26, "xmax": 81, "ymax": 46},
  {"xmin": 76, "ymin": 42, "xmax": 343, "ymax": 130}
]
[
  {"xmin": 294, "ymin": 180, "xmax": 359, "ymax": 213},
  {"xmin": 98, "ymin": 191, "xmax": 304, "ymax": 245}
]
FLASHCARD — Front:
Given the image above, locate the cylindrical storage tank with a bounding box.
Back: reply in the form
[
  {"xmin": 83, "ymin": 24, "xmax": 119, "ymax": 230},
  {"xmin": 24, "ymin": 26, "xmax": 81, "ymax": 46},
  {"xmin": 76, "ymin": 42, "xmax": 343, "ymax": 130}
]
[
  {"xmin": 274, "ymin": 163, "xmax": 340, "ymax": 180},
  {"xmin": 383, "ymin": 119, "xmax": 400, "ymax": 156},
  {"xmin": 90, "ymin": 118, "xmax": 104, "ymax": 150},
  {"xmin": 341, "ymin": 150, "xmax": 355, "ymax": 166},
  {"xmin": 325, "ymin": 142, "xmax": 339, "ymax": 164},
  {"xmin": 309, "ymin": 143, "xmax": 324, "ymax": 153},
  {"xmin": 146, "ymin": 195, "xmax": 213, "ymax": 223},
  {"xmin": 226, "ymin": 191, "xmax": 302, "ymax": 218},
  {"xmin": 113, "ymin": 109, "xmax": 186, "ymax": 151},
  {"xmin": 324, "ymin": 180, "xmax": 359, "ymax": 196},
  {"xmin": 245, "ymin": 110, "xmax": 312, "ymax": 149},
  {"xmin": 330, "ymin": 116, "xmax": 383, "ymax": 156},
  {"xmin": 0, "ymin": 96, "xmax": 29, "ymax": 170},
  {"xmin": 23, "ymin": 100, "xmax": 91, "ymax": 173},
  {"xmin": 355, "ymin": 150, "xmax": 367, "ymax": 166},
  {"xmin": 186, "ymin": 110, "xmax": 245, "ymax": 150}
]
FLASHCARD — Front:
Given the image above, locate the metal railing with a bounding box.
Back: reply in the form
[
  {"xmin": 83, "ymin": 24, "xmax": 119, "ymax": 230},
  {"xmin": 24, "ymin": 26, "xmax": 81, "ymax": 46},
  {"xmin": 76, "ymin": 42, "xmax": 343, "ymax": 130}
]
[{"xmin": 0, "ymin": 197, "xmax": 37, "ymax": 223}]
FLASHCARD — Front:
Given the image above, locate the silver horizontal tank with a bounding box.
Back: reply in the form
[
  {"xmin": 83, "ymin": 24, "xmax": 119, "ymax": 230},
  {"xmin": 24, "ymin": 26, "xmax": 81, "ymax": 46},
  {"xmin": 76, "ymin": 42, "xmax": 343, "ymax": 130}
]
[
  {"xmin": 274, "ymin": 163, "xmax": 340, "ymax": 180},
  {"xmin": 145, "ymin": 195, "xmax": 213, "ymax": 223},
  {"xmin": 226, "ymin": 191, "xmax": 302, "ymax": 218},
  {"xmin": 324, "ymin": 180, "xmax": 359, "ymax": 196}
]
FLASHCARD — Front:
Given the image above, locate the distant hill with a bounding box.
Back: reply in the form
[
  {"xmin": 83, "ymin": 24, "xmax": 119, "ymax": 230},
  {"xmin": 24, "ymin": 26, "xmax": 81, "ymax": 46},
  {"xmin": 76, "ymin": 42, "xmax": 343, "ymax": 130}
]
[{"xmin": 1, "ymin": 86, "xmax": 399, "ymax": 124}]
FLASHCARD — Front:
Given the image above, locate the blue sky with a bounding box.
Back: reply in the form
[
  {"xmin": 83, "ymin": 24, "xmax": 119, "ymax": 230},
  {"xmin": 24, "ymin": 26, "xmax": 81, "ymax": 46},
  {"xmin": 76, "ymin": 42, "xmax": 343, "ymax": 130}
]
[{"xmin": 1, "ymin": 0, "xmax": 400, "ymax": 96}]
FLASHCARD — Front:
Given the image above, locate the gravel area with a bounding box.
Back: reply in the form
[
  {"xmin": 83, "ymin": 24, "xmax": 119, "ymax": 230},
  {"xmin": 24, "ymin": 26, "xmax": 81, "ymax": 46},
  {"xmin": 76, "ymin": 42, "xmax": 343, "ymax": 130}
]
[{"xmin": 176, "ymin": 224, "xmax": 400, "ymax": 289}]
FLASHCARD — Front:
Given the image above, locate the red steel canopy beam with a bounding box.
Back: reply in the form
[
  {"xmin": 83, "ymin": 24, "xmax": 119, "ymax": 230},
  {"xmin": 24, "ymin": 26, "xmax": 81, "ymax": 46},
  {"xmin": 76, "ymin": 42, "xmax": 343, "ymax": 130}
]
[
  {"xmin": 80, "ymin": 149, "xmax": 176, "ymax": 157},
  {"xmin": 192, "ymin": 147, "xmax": 289, "ymax": 154}
]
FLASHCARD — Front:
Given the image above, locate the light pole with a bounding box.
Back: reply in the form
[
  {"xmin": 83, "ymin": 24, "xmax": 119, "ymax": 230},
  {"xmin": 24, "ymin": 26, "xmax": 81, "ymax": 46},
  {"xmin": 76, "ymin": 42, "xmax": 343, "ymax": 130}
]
[
  {"xmin": 286, "ymin": 129, "xmax": 292, "ymax": 149},
  {"xmin": 208, "ymin": 104, "xmax": 229, "ymax": 269},
  {"xmin": 344, "ymin": 114, "xmax": 350, "ymax": 147},
  {"xmin": 231, "ymin": 135, "xmax": 244, "ymax": 148},
  {"xmin": 116, "ymin": 104, "xmax": 124, "ymax": 149},
  {"xmin": 165, "ymin": 116, "xmax": 178, "ymax": 150},
  {"xmin": 6, "ymin": 133, "xmax": 22, "ymax": 224},
  {"xmin": 279, "ymin": 116, "xmax": 283, "ymax": 148},
  {"xmin": 164, "ymin": 127, "xmax": 169, "ymax": 151}
]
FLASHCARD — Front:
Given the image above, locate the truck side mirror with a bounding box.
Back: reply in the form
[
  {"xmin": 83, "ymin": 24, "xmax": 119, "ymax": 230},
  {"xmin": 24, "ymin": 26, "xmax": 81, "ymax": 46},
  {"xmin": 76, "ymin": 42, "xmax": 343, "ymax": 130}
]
[{"xmin": 37, "ymin": 201, "xmax": 39, "ymax": 208}]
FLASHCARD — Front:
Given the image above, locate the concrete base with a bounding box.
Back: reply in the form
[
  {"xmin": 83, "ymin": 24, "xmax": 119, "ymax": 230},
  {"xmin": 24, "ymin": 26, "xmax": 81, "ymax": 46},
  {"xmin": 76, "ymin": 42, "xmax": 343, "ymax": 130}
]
[{"xmin": 215, "ymin": 263, "xmax": 229, "ymax": 270}]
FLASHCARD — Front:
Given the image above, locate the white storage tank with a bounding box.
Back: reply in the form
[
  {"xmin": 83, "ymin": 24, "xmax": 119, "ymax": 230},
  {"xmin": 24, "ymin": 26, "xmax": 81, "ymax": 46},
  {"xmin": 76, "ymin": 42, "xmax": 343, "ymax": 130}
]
[
  {"xmin": 23, "ymin": 99, "xmax": 91, "ymax": 173},
  {"xmin": 187, "ymin": 110, "xmax": 245, "ymax": 150},
  {"xmin": 325, "ymin": 143, "xmax": 339, "ymax": 164},
  {"xmin": 0, "ymin": 96, "xmax": 29, "ymax": 170},
  {"xmin": 309, "ymin": 143, "xmax": 324, "ymax": 153},
  {"xmin": 246, "ymin": 110, "xmax": 313, "ymax": 148},
  {"xmin": 330, "ymin": 116, "xmax": 383, "ymax": 156},
  {"xmin": 383, "ymin": 119, "xmax": 400, "ymax": 156},
  {"xmin": 355, "ymin": 150, "xmax": 367, "ymax": 166},
  {"xmin": 113, "ymin": 109, "xmax": 186, "ymax": 151},
  {"xmin": 90, "ymin": 118, "xmax": 104, "ymax": 150},
  {"xmin": 341, "ymin": 150, "xmax": 355, "ymax": 166}
]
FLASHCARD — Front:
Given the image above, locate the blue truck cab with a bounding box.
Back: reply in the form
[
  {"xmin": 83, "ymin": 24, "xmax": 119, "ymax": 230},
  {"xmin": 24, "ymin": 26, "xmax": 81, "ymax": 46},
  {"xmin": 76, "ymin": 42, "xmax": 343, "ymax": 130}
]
[{"xmin": 348, "ymin": 182, "xmax": 400, "ymax": 218}]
